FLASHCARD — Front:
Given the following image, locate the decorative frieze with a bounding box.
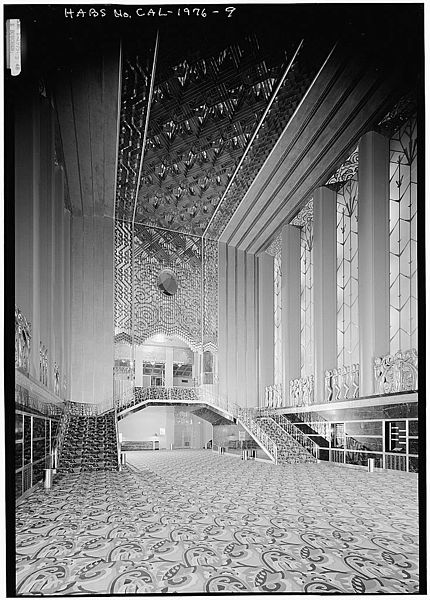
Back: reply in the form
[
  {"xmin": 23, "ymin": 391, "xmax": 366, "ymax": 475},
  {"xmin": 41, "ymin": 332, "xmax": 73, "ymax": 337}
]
[
  {"xmin": 324, "ymin": 364, "xmax": 360, "ymax": 403},
  {"xmin": 15, "ymin": 306, "xmax": 31, "ymax": 374},
  {"xmin": 39, "ymin": 343, "xmax": 48, "ymax": 386},
  {"xmin": 53, "ymin": 362, "xmax": 60, "ymax": 396},
  {"xmin": 374, "ymin": 349, "xmax": 418, "ymax": 394},
  {"xmin": 289, "ymin": 375, "xmax": 314, "ymax": 407},
  {"xmin": 325, "ymin": 146, "xmax": 359, "ymax": 190},
  {"xmin": 264, "ymin": 383, "xmax": 283, "ymax": 408}
]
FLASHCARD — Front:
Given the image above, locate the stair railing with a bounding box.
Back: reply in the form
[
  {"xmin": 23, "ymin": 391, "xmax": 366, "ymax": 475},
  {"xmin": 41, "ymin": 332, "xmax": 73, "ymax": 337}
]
[
  {"xmin": 269, "ymin": 414, "xmax": 320, "ymax": 460},
  {"xmin": 114, "ymin": 405, "xmax": 122, "ymax": 469},
  {"xmin": 51, "ymin": 408, "xmax": 70, "ymax": 469},
  {"xmin": 236, "ymin": 407, "xmax": 278, "ymax": 464}
]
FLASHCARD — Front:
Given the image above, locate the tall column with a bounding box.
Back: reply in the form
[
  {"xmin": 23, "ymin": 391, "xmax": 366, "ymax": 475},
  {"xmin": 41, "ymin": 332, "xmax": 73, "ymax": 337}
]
[
  {"xmin": 226, "ymin": 245, "xmax": 237, "ymax": 403},
  {"xmin": 281, "ymin": 225, "xmax": 301, "ymax": 398},
  {"xmin": 192, "ymin": 351, "xmax": 198, "ymax": 383},
  {"xmin": 313, "ymin": 187, "xmax": 337, "ymax": 403},
  {"xmin": 236, "ymin": 249, "xmax": 246, "ymax": 407},
  {"xmin": 258, "ymin": 252, "xmax": 274, "ymax": 405},
  {"xmin": 245, "ymin": 253, "xmax": 258, "ymax": 407},
  {"xmin": 218, "ymin": 242, "xmax": 228, "ymax": 400},
  {"xmin": 358, "ymin": 131, "xmax": 390, "ymax": 396},
  {"xmin": 165, "ymin": 347, "xmax": 174, "ymax": 387}
]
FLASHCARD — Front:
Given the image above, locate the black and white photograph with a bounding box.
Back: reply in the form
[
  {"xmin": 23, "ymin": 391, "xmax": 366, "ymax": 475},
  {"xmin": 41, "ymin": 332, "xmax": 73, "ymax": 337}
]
[{"xmin": 5, "ymin": 2, "xmax": 425, "ymax": 596}]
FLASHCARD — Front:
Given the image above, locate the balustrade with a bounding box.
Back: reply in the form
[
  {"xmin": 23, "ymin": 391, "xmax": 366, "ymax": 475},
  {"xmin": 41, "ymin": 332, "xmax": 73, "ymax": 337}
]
[
  {"xmin": 374, "ymin": 349, "xmax": 418, "ymax": 394},
  {"xmin": 289, "ymin": 375, "xmax": 314, "ymax": 406},
  {"xmin": 270, "ymin": 413, "xmax": 320, "ymax": 460},
  {"xmin": 64, "ymin": 399, "xmax": 114, "ymax": 416},
  {"xmin": 15, "ymin": 306, "xmax": 31, "ymax": 374},
  {"xmin": 15, "ymin": 384, "xmax": 63, "ymax": 416},
  {"xmin": 324, "ymin": 364, "xmax": 360, "ymax": 402}
]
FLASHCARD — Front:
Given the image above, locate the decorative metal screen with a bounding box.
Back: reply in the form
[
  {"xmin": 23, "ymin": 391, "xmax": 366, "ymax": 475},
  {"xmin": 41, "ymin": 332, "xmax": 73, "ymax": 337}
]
[
  {"xmin": 114, "ymin": 222, "xmax": 203, "ymax": 352},
  {"xmin": 273, "ymin": 251, "xmax": 283, "ymax": 386},
  {"xmin": 389, "ymin": 115, "xmax": 418, "ymax": 354},
  {"xmin": 202, "ymin": 238, "xmax": 218, "ymax": 353},
  {"xmin": 336, "ymin": 176, "xmax": 359, "ymax": 367},
  {"xmin": 114, "ymin": 221, "xmax": 133, "ymax": 343},
  {"xmin": 291, "ymin": 200, "xmax": 314, "ymax": 379}
]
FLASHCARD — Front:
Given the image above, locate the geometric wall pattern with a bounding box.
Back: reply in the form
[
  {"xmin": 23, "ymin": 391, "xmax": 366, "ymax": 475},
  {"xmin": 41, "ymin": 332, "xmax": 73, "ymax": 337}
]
[
  {"xmin": 202, "ymin": 238, "xmax": 218, "ymax": 352},
  {"xmin": 114, "ymin": 221, "xmax": 133, "ymax": 341},
  {"xmin": 273, "ymin": 251, "xmax": 283, "ymax": 386},
  {"xmin": 114, "ymin": 223, "xmax": 204, "ymax": 352},
  {"xmin": 290, "ymin": 199, "xmax": 314, "ymax": 380},
  {"xmin": 336, "ymin": 176, "xmax": 359, "ymax": 367},
  {"xmin": 389, "ymin": 115, "xmax": 418, "ymax": 354},
  {"xmin": 299, "ymin": 220, "xmax": 314, "ymax": 379}
]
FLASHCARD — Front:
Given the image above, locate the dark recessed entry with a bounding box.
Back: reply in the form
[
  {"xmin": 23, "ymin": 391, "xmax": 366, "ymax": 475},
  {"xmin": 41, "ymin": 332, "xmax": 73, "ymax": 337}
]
[{"xmin": 157, "ymin": 269, "xmax": 178, "ymax": 296}]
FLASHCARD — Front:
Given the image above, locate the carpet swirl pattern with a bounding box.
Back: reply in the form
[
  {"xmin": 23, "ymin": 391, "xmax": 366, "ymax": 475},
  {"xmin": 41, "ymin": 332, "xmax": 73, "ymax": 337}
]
[{"xmin": 16, "ymin": 450, "xmax": 419, "ymax": 595}]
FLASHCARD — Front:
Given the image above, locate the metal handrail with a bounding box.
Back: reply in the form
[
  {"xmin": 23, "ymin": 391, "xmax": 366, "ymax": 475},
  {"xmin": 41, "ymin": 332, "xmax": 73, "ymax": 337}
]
[
  {"xmin": 269, "ymin": 414, "xmax": 320, "ymax": 460},
  {"xmin": 51, "ymin": 409, "xmax": 70, "ymax": 469},
  {"xmin": 64, "ymin": 399, "xmax": 115, "ymax": 416},
  {"xmin": 114, "ymin": 405, "xmax": 122, "ymax": 469},
  {"xmin": 260, "ymin": 407, "xmax": 331, "ymax": 441},
  {"xmin": 237, "ymin": 408, "xmax": 278, "ymax": 464},
  {"xmin": 114, "ymin": 385, "xmax": 280, "ymax": 464}
]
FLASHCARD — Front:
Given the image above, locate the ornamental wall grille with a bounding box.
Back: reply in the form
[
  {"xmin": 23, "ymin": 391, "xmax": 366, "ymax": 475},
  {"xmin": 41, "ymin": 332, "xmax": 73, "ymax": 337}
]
[
  {"xmin": 289, "ymin": 198, "xmax": 314, "ymax": 379},
  {"xmin": 336, "ymin": 176, "xmax": 359, "ymax": 368},
  {"xmin": 389, "ymin": 115, "xmax": 417, "ymax": 355},
  {"xmin": 114, "ymin": 222, "xmax": 205, "ymax": 352},
  {"xmin": 325, "ymin": 146, "xmax": 359, "ymax": 190},
  {"xmin": 299, "ymin": 219, "xmax": 314, "ymax": 379},
  {"xmin": 202, "ymin": 238, "xmax": 218, "ymax": 352}
]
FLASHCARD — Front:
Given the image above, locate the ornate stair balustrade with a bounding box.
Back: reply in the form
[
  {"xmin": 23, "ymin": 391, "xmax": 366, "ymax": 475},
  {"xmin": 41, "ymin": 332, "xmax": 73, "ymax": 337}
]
[
  {"xmin": 52, "ymin": 409, "xmax": 70, "ymax": 469},
  {"xmin": 374, "ymin": 349, "xmax": 418, "ymax": 394},
  {"xmin": 64, "ymin": 399, "xmax": 114, "ymax": 417},
  {"xmin": 256, "ymin": 416, "xmax": 317, "ymax": 464},
  {"xmin": 324, "ymin": 364, "xmax": 359, "ymax": 403},
  {"xmin": 236, "ymin": 408, "xmax": 278, "ymax": 464},
  {"xmin": 264, "ymin": 383, "xmax": 284, "ymax": 408},
  {"xmin": 116, "ymin": 385, "xmax": 239, "ymax": 419},
  {"xmin": 289, "ymin": 375, "xmax": 314, "ymax": 407},
  {"xmin": 283, "ymin": 411, "xmax": 331, "ymax": 442},
  {"xmin": 270, "ymin": 414, "xmax": 321, "ymax": 460}
]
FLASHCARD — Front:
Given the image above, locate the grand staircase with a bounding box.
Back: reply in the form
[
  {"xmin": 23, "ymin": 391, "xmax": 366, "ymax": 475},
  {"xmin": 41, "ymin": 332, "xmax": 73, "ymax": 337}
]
[{"xmin": 58, "ymin": 411, "xmax": 119, "ymax": 473}]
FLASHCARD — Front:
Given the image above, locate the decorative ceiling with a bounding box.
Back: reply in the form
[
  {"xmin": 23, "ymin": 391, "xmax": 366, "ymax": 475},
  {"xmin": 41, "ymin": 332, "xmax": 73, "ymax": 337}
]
[{"xmin": 115, "ymin": 30, "xmax": 333, "ymax": 240}]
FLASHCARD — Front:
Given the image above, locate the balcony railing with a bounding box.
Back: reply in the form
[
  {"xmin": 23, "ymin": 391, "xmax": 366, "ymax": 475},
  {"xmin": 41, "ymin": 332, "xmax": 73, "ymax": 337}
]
[
  {"xmin": 374, "ymin": 349, "xmax": 418, "ymax": 394},
  {"xmin": 325, "ymin": 364, "xmax": 360, "ymax": 403},
  {"xmin": 64, "ymin": 399, "xmax": 114, "ymax": 416}
]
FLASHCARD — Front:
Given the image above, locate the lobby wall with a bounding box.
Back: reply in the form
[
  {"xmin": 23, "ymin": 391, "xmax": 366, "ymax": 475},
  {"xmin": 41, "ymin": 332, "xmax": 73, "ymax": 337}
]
[{"xmin": 15, "ymin": 89, "xmax": 71, "ymax": 401}]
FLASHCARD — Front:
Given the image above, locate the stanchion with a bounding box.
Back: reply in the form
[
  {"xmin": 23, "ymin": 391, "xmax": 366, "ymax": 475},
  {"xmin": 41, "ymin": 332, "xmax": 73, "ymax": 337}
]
[
  {"xmin": 44, "ymin": 468, "xmax": 53, "ymax": 489},
  {"xmin": 121, "ymin": 452, "xmax": 127, "ymax": 466},
  {"xmin": 368, "ymin": 458, "xmax": 375, "ymax": 472},
  {"xmin": 218, "ymin": 447, "xmax": 225, "ymax": 455}
]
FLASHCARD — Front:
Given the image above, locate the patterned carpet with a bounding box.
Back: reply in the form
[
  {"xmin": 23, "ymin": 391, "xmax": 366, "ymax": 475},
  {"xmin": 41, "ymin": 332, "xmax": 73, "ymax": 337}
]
[{"xmin": 16, "ymin": 450, "xmax": 419, "ymax": 595}]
